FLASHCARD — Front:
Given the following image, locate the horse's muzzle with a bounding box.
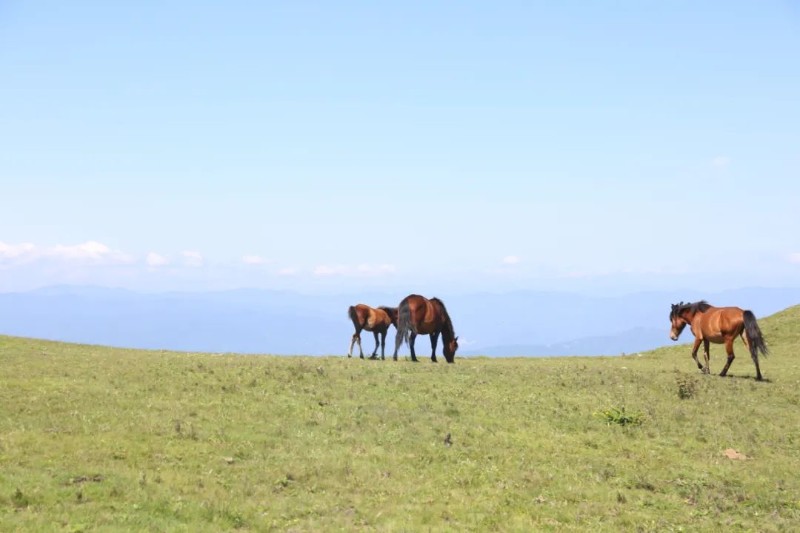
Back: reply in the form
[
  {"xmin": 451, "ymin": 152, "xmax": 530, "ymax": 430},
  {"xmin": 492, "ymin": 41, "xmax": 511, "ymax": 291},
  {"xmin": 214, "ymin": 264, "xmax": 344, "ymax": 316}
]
[{"xmin": 670, "ymin": 334, "xmax": 678, "ymax": 341}]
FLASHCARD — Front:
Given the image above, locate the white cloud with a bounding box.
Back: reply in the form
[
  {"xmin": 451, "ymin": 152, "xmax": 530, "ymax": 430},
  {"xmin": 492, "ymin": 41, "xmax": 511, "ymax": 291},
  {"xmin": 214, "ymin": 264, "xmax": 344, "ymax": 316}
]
[
  {"xmin": 181, "ymin": 250, "xmax": 204, "ymax": 267},
  {"xmin": 356, "ymin": 264, "xmax": 396, "ymax": 275},
  {"xmin": 789, "ymin": 253, "xmax": 800, "ymax": 264},
  {"xmin": 50, "ymin": 241, "xmax": 130, "ymax": 262},
  {"xmin": 146, "ymin": 252, "xmax": 170, "ymax": 267},
  {"xmin": 277, "ymin": 267, "xmax": 298, "ymax": 276},
  {"xmin": 313, "ymin": 264, "xmax": 347, "ymax": 276},
  {"xmin": 0, "ymin": 240, "xmax": 132, "ymax": 265},
  {"xmin": 0, "ymin": 242, "xmax": 37, "ymax": 261},
  {"xmin": 502, "ymin": 255, "xmax": 521, "ymax": 265},
  {"xmin": 314, "ymin": 264, "xmax": 397, "ymax": 277},
  {"xmin": 242, "ymin": 255, "xmax": 270, "ymax": 266},
  {"xmin": 711, "ymin": 156, "xmax": 730, "ymax": 168}
]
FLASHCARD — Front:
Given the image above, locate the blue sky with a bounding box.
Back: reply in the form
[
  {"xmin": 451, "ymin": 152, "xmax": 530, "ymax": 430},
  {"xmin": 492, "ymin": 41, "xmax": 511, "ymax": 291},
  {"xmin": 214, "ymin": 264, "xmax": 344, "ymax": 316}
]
[{"xmin": 1, "ymin": 1, "xmax": 799, "ymax": 294}]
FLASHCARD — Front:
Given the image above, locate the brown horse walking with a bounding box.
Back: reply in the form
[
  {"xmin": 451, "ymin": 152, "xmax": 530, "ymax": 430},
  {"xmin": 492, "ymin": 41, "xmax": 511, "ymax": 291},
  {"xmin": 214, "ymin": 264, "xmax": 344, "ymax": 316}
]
[
  {"xmin": 347, "ymin": 304, "xmax": 398, "ymax": 359},
  {"xmin": 669, "ymin": 301, "xmax": 768, "ymax": 380},
  {"xmin": 392, "ymin": 294, "xmax": 458, "ymax": 363}
]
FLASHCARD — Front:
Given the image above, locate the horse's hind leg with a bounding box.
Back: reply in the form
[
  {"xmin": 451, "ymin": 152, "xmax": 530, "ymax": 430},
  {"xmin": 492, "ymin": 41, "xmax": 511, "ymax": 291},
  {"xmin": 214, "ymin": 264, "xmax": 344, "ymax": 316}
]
[
  {"xmin": 409, "ymin": 332, "xmax": 419, "ymax": 362},
  {"xmin": 429, "ymin": 332, "xmax": 439, "ymax": 363},
  {"xmin": 719, "ymin": 338, "xmax": 735, "ymax": 377},
  {"xmin": 379, "ymin": 330, "xmax": 387, "ymax": 360},
  {"xmin": 355, "ymin": 331, "xmax": 364, "ymax": 358},
  {"xmin": 742, "ymin": 332, "xmax": 763, "ymax": 381},
  {"xmin": 370, "ymin": 330, "xmax": 380, "ymax": 358},
  {"xmin": 348, "ymin": 332, "xmax": 358, "ymax": 358}
]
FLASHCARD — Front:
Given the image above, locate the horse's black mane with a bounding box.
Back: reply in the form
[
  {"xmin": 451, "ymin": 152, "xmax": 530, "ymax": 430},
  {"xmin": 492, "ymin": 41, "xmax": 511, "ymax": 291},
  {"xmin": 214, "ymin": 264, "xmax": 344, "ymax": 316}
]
[
  {"xmin": 670, "ymin": 300, "xmax": 712, "ymax": 318},
  {"xmin": 431, "ymin": 297, "xmax": 455, "ymax": 339}
]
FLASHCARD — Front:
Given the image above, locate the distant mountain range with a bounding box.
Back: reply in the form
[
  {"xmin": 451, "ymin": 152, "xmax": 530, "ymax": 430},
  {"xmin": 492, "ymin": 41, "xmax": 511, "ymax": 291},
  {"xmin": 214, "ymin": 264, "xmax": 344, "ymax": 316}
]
[
  {"xmin": 461, "ymin": 326, "xmax": 667, "ymax": 357},
  {"xmin": 1, "ymin": 285, "xmax": 799, "ymax": 357}
]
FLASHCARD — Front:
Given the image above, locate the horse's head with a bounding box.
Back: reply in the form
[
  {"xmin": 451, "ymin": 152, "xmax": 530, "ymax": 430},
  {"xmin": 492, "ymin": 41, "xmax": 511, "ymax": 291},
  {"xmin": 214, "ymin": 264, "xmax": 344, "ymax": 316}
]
[
  {"xmin": 443, "ymin": 336, "xmax": 459, "ymax": 363},
  {"xmin": 669, "ymin": 302, "xmax": 688, "ymax": 341}
]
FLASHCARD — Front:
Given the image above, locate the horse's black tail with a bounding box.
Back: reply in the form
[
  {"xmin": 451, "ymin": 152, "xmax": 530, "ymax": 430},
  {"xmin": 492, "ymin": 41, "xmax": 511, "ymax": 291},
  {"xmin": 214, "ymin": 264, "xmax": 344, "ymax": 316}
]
[
  {"xmin": 395, "ymin": 300, "xmax": 411, "ymax": 347},
  {"xmin": 347, "ymin": 305, "xmax": 359, "ymax": 327},
  {"xmin": 743, "ymin": 310, "xmax": 769, "ymax": 359}
]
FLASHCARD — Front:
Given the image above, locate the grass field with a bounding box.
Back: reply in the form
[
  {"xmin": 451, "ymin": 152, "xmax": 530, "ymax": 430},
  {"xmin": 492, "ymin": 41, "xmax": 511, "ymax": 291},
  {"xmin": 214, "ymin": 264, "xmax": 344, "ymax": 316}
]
[{"xmin": 2, "ymin": 305, "xmax": 799, "ymax": 532}]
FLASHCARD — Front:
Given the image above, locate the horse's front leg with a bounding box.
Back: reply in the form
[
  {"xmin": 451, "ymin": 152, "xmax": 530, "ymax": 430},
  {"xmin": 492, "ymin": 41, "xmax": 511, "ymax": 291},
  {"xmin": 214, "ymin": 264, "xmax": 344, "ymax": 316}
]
[
  {"xmin": 409, "ymin": 332, "xmax": 419, "ymax": 362},
  {"xmin": 719, "ymin": 338, "xmax": 735, "ymax": 377},
  {"xmin": 690, "ymin": 337, "xmax": 705, "ymax": 372},
  {"xmin": 429, "ymin": 332, "xmax": 440, "ymax": 363}
]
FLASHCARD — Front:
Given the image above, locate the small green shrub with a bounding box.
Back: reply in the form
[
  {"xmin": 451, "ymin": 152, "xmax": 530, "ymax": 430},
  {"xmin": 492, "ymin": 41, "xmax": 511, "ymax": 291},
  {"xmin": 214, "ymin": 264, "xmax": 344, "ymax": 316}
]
[
  {"xmin": 675, "ymin": 371, "xmax": 699, "ymax": 399},
  {"xmin": 11, "ymin": 488, "xmax": 29, "ymax": 509},
  {"xmin": 595, "ymin": 406, "xmax": 645, "ymax": 427}
]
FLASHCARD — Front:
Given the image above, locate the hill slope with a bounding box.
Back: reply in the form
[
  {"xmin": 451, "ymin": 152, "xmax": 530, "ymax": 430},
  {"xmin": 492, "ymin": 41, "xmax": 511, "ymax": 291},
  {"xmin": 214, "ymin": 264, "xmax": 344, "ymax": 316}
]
[{"xmin": 1, "ymin": 306, "xmax": 799, "ymax": 531}]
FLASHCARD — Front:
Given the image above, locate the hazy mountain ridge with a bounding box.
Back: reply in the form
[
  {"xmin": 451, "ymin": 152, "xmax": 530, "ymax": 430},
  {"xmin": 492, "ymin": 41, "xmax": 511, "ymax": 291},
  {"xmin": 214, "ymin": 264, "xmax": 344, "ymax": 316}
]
[{"xmin": 1, "ymin": 285, "xmax": 798, "ymax": 356}]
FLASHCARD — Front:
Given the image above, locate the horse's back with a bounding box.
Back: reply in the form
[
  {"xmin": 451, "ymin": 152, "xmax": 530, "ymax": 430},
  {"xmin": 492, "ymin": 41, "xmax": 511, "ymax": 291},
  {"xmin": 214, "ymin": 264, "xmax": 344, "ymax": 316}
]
[
  {"xmin": 698, "ymin": 305, "xmax": 746, "ymax": 338},
  {"xmin": 400, "ymin": 293, "xmax": 448, "ymax": 334},
  {"xmin": 349, "ymin": 303, "xmax": 371, "ymax": 324},
  {"xmin": 372, "ymin": 307, "xmax": 391, "ymax": 326},
  {"xmin": 352, "ymin": 303, "xmax": 370, "ymax": 315},
  {"xmin": 353, "ymin": 304, "xmax": 394, "ymax": 330},
  {"xmin": 378, "ymin": 306, "xmax": 398, "ymax": 327},
  {"xmin": 400, "ymin": 294, "xmax": 427, "ymax": 309},
  {"xmin": 400, "ymin": 294, "xmax": 428, "ymax": 319}
]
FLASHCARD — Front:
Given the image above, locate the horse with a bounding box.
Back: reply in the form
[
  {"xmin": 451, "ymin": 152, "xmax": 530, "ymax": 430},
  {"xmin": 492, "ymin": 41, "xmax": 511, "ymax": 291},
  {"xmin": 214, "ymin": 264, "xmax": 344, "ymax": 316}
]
[
  {"xmin": 669, "ymin": 300, "xmax": 768, "ymax": 380},
  {"xmin": 392, "ymin": 294, "xmax": 458, "ymax": 363},
  {"xmin": 347, "ymin": 304, "xmax": 398, "ymax": 359}
]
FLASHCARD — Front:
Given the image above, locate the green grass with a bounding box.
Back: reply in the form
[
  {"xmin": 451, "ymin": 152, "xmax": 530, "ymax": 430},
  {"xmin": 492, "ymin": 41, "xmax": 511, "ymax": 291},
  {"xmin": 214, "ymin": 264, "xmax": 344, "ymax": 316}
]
[{"xmin": 2, "ymin": 305, "xmax": 800, "ymax": 531}]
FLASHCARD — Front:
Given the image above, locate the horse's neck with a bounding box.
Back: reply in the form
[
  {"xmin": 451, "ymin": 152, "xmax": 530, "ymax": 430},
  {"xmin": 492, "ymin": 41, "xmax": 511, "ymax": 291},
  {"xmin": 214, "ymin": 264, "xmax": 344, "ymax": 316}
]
[
  {"xmin": 429, "ymin": 299, "xmax": 454, "ymax": 338},
  {"xmin": 441, "ymin": 314, "xmax": 454, "ymax": 340},
  {"xmin": 685, "ymin": 308, "xmax": 713, "ymax": 324}
]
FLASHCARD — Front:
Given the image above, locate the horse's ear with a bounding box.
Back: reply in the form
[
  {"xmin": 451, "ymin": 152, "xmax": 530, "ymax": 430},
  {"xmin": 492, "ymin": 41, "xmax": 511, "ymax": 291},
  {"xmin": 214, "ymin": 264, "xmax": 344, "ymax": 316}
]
[{"xmin": 454, "ymin": 336, "xmax": 459, "ymax": 341}]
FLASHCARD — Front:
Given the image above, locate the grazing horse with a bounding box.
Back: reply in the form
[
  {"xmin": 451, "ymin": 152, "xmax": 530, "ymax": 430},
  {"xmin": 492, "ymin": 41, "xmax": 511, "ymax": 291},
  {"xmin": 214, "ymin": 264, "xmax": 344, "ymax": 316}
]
[
  {"xmin": 669, "ymin": 301, "xmax": 768, "ymax": 380},
  {"xmin": 392, "ymin": 294, "xmax": 459, "ymax": 363},
  {"xmin": 347, "ymin": 304, "xmax": 398, "ymax": 359}
]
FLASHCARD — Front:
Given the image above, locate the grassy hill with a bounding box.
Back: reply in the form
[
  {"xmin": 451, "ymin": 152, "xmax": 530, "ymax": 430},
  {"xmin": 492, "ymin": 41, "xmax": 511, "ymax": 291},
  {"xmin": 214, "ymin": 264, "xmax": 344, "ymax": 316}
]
[{"xmin": 1, "ymin": 305, "xmax": 799, "ymax": 531}]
